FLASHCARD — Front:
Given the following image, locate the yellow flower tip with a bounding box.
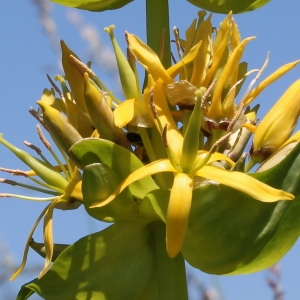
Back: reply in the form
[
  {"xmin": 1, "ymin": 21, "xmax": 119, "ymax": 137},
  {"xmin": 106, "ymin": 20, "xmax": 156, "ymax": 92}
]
[
  {"xmin": 252, "ymin": 79, "xmax": 300, "ymax": 161},
  {"xmin": 283, "ymin": 193, "xmax": 295, "ymax": 201},
  {"xmin": 166, "ymin": 173, "xmax": 193, "ymax": 258},
  {"xmin": 166, "ymin": 238, "xmax": 182, "ymax": 258}
]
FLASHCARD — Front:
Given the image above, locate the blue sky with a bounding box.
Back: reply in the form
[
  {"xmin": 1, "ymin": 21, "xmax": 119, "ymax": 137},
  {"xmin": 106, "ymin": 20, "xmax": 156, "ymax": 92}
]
[{"xmin": 1, "ymin": 0, "xmax": 300, "ymax": 299}]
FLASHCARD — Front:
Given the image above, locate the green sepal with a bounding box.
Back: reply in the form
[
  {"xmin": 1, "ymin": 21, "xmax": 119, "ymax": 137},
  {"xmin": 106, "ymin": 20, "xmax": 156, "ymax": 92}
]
[
  {"xmin": 50, "ymin": 0, "xmax": 133, "ymax": 11},
  {"xmin": 17, "ymin": 221, "xmax": 158, "ymax": 300},
  {"xmin": 70, "ymin": 138, "xmax": 158, "ymax": 200},
  {"xmin": 139, "ymin": 189, "xmax": 168, "ymax": 223},
  {"xmin": 82, "ymin": 163, "xmax": 139, "ymax": 222},
  {"xmin": 60, "ymin": 41, "xmax": 87, "ymax": 112},
  {"xmin": 105, "ymin": 25, "xmax": 138, "ymax": 100},
  {"xmin": 181, "ymin": 142, "xmax": 300, "ymax": 274},
  {"xmin": 187, "ymin": 0, "xmax": 270, "ymax": 14},
  {"xmin": 0, "ymin": 134, "xmax": 68, "ymax": 192}
]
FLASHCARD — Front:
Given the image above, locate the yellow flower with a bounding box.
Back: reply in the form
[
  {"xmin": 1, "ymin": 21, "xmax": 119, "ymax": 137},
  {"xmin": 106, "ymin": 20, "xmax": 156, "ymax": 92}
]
[
  {"xmin": 179, "ymin": 11, "xmax": 300, "ymax": 135},
  {"xmin": 91, "ymin": 80, "xmax": 294, "ymax": 258},
  {"xmin": 85, "ymin": 17, "xmax": 297, "ymax": 258},
  {"xmin": 116, "ymin": 12, "xmax": 300, "ymax": 151}
]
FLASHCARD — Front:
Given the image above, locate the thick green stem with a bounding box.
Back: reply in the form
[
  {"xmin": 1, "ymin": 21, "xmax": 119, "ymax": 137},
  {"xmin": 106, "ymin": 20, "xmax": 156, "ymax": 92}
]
[
  {"xmin": 149, "ymin": 221, "xmax": 188, "ymax": 300},
  {"xmin": 146, "ymin": 0, "xmax": 171, "ymax": 69}
]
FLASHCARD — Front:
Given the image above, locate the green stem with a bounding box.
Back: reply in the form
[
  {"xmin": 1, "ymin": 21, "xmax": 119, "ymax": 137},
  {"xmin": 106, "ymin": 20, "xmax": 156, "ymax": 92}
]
[
  {"xmin": 146, "ymin": 0, "xmax": 171, "ymax": 69},
  {"xmin": 149, "ymin": 221, "xmax": 188, "ymax": 300}
]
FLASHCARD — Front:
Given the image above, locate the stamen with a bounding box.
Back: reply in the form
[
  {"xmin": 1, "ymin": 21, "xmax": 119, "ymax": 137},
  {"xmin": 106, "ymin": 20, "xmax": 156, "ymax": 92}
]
[
  {"xmin": 36, "ymin": 125, "xmax": 71, "ymax": 180},
  {"xmin": 173, "ymin": 27, "xmax": 183, "ymax": 61},
  {"xmin": 1, "ymin": 193, "xmax": 57, "ymax": 201},
  {"xmin": 149, "ymin": 88, "xmax": 159, "ymax": 119},
  {"xmin": 0, "ymin": 178, "xmax": 17, "ymax": 185},
  {"xmin": 162, "ymin": 124, "xmax": 168, "ymax": 148},
  {"xmin": 239, "ymin": 52, "xmax": 270, "ymax": 104},
  {"xmin": 0, "ymin": 178, "xmax": 60, "ymax": 195},
  {"xmin": 227, "ymin": 103, "xmax": 245, "ymax": 132},
  {"xmin": 0, "ymin": 167, "xmax": 28, "ymax": 177},
  {"xmin": 37, "ymin": 125, "xmax": 51, "ymax": 150},
  {"xmin": 29, "ymin": 107, "xmax": 44, "ymax": 125},
  {"xmin": 200, "ymin": 79, "xmax": 216, "ymax": 110},
  {"xmin": 24, "ymin": 140, "xmax": 42, "ymax": 154},
  {"xmin": 159, "ymin": 29, "xmax": 166, "ymax": 62},
  {"xmin": 46, "ymin": 74, "xmax": 62, "ymax": 97},
  {"xmin": 0, "ymin": 193, "xmax": 12, "ymax": 198},
  {"xmin": 171, "ymin": 52, "xmax": 177, "ymax": 64},
  {"xmin": 210, "ymin": 132, "xmax": 232, "ymax": 154}
]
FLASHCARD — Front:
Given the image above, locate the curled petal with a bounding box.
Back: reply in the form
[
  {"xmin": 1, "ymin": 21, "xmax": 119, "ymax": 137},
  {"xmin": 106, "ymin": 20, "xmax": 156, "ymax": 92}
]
[
  {"xmin": 40, "ymin": 198, "xmax": 59, "ymax": 278},
  {"xmin": 10, "ymin": 204, "xmax": 52, "ymax": 281}
]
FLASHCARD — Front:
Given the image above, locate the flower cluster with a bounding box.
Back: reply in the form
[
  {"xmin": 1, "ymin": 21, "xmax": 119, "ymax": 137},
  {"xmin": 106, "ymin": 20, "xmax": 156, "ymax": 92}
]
[{"xmin": 2, "ymin": 10, "xmax": 300, "ymax": 298}]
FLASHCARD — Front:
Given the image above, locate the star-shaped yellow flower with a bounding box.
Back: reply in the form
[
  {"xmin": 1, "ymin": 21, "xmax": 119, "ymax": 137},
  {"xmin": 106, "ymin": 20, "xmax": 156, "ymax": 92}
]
[{"xmin": 91, "ymin": 79, "xmax": 294, "ymax": 258}]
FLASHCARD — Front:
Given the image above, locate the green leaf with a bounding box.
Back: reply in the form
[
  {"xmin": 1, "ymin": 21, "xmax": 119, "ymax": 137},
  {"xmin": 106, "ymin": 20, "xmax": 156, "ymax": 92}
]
[
  {"xmin": 50, "ymin": 0, "xmax": 133, "ymax": 11},
  {"xmin": 187, "ymin": 0, "xmax": 270, "ymax": 14},
  {"xmin": 82, "ymin": 163, "xmax": 139, "ymax": 222},
  {"xmin": 139, "ymin": 189, "xmax": 169, "ymax": 223},
  {"xmin": 18, "ymin": 221, "xmax": 158, "ymax": 300},
  {"xmin": 181, "ymin": 143, "xmax": 300, "ymax": 274},
  {"xmin": 16, "ymin": 283, "xmax": 35, "ymax": 300},
  {"xmin": 71, "ymin": 138, "xmax": 158, "ymax": 200}
]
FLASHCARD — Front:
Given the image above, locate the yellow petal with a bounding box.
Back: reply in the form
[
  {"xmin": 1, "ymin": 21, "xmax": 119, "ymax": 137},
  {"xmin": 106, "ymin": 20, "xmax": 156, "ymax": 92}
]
[
  {"xmin": 166, "ymin": 173, "xmax": 194, "ymax": 258},
  {"xmin": 196, "ymin": 165, "xmax": 294, "ymax": 202},
  {"xmin": 167, "ymin": 41, "xmax": 202, "ymax": 79},
  {"xmin": 208, "ymin": 37, "xmax": 255, "ymax": 119},
  {"xmin": 153, "ymin": 81, "xmax": 184, "ymax": 159},
  {"xmin": 60, "ymin": 41, "xmax": 87, "ymax": 112},
  {"xmin": 127, "ymin": 33, "xmax": 173, "ymax": 84},
  {"xmin": 39, "ymin": 198, "xmax": 58, "ymax": 278},
  {"xmin": 189, "ymin": 14, "xmax": 212, "ymax": 87},
  {"xmin": 242, "ymin": 60, "xmax": 300, "ymax": 106},
  {"xmin": 90, "ymin": 159, "xmax": 176, "ymax": 208},
  {"xmin": 114, "ymin": 98, "xmax": 135, "ymax": 128}
]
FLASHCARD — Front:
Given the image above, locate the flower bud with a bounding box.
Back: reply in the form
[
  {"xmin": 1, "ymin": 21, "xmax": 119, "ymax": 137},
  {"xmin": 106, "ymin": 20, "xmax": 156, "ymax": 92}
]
[
  {"xmin": 37, "ymin": 100, "xmax": 83, "ymax": 165},
  {"xmin": 250, "ymin": 79, "xmax": 300, "ymax": 163},
  {"xmin": 83, "ymin": 73, "xmax": 129, "ymax": 148}
]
